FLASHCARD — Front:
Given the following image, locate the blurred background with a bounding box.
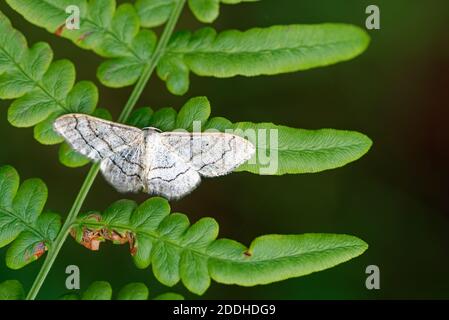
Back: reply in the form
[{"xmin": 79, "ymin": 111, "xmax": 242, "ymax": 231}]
[{"xmin": 0, "ymin": 0, "xmax": 448, "ymax": 299}]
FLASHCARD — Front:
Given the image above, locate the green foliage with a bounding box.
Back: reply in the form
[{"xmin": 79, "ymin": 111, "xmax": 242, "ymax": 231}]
[
  {"xmin": 71, "ymin": 197, "xmax": 368, "ymax": 295},
  {"xmin": 116, "ymin": 282, "xmax": 149, "ymax": 300},
  {"xmin": 0, "ymin": 166, "xmax": 61, "ymax": 269},
  {"xmin": 175, "ymin": 96, "xmax": 211, "ymax": 130},
  {"xmin": 188, "ymin": 0, "xmax": 259, "ymax": 23},
  {"xmin": 159, "ymin": 24, "xmax": 369, "ymax": 95},
  {"xmin": 0, "ymin": 11, "xmax": 98, "ymax": 135},
  {"xmin": 7, "ymin": 0, "xmax": 156, "ymax": 87},
  {"xmin": 0, "ymin": 280, "xmax": 183, "ymax": 300},
  {"xmin": 0, "ymin": 11, "xmax": 102, "ymax": 168},
  {"xmin": 136, "ymin": 0, "xmax": 258, "ymax": 26},
  {"xmin": 0, "ymin": 280, "xmax": 25, "ymax": 300},
  {"xmin": 6, "ymin": 1, "xmax": 369, "ymax": 95},
  {"xmin": 81, "ymin": 281, "xmax": 113, "ymax": 300},
  {"xmin": 154, "ymin": 292, "xmax": 185, "ymax": 300},
  {"xmin": 61, "ymin": 281, "xmax": 184, "ymax": 300},
  {"xmin": 63, "ymin": 96, "xmax": 372, "ymax": 174},
  {"xmin": 232, "ymin": 123, "xmax": 372, "ymax": 175},
  {"xmin": 6, "ymin": 0, "xmax": 156, "ymax": 88},
  {"xmin": 0, "ymin": 0, "xmax": 372, "ymax": 300},
  {"xmin": 135, "ymin": 0, "xmax": 175, "ymax": 28},
  {"xmin": 119, "ymin": 97, "xmax": 372, "ymax": 175}
]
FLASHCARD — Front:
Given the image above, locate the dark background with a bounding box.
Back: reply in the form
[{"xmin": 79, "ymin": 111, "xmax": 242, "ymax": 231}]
[{"xmin": 1, "ymin": 0, "xmax": 448, "ymax": 299}]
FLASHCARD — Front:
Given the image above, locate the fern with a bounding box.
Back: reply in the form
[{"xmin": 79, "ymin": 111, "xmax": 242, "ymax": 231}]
[
  {"xmin": 125, "ymin": 97, "xmax": 373, "ymax": 175},
  {"xmin": 6, "ymin": 0, "xmax": 157, "ymax": 87},
  {"xmin": 0, "ymin": 0, "xmax": 372, "ymax": 300},
  {"xmin": 137, "ymin": 0, "xmax": 259, "ymax": 26},
  {"xmin": 0, "ymin": 280, "xmax": 184, "ymax": 300},
  {"xmin": 5, "ymin": 0, "xmax": 156, "ymax": 86},
  {"xmin": 6, "ymin": 0, "xmax": 369, "ymax": 95},
  {"xmin": 0, "ymin": 11, "xmax": 104, "ymax": 168},
  {"xmin": 0, "ymin": 166, "xmax": 60, "ymax": 269},
  {"xmin": 67, "ymin": 97, "xmax": 372, "ymax": 174},
  {"xmin": 0, "ymin": 11, "xmax": 98, "ymax": 140},
  {"xmin": 71, "ymin": 197, "xmax": 368, "ymax": 295},
  {"xmin": 157, "ymin": 24, "xmax": 369, "ymax": 95},
  {"xmin": 61, "ymin": 281, "xmax": 184, "ymax": 300}
]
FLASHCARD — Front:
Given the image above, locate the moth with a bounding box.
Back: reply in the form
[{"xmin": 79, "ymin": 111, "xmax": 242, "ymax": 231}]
[{"xmin": 53, "ymin": 114, "xmax": 255, "ymax": 200}]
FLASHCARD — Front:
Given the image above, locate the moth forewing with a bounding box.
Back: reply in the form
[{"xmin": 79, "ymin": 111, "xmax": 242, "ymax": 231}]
[
  {"xmin": 53, "ymin": 114, "xmax": 144, "ymax": 161},
  {"xmin": 160, "ymin": 131, "xmax": 255, "ymax": 177}
]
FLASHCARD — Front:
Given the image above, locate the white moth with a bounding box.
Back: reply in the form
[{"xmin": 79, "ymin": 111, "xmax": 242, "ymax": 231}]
[{"xmin": 53, "ymin": 114, "xmax": 255, "ymax": 200}]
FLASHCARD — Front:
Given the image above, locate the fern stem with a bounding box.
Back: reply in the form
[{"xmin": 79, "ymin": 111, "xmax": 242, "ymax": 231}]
[{"xmin": 25, "ymin": 0, "xmax": 187, "ymax": 300}]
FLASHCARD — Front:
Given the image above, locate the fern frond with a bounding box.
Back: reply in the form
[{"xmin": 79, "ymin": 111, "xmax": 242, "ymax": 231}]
[
  {"xmin": 117, "ymin": 97, "xmax": 372, "ymax": 175},
  {"xmin": 6, "ymin": 1, "xmax": 369, "ymax": 95},
  {"xmin": 0, "ymin": 280, "xmax": 183, "ymax": 300},
  {"xmin": 0, "ymin": 11, "xmax": 103, "ymax": 168},
  {"xmin": 64, "ymin": 281, "xmax": 184, "ymax": 300},
  {"xmin": 0, "ymin": 166, "xmax": 61, "ymax": 269},
  {"xmin": 72, "ymin": 197, "xmax": 368, "ymax": 295},
  {"xmin": 136, "ymin": 0, "xmax": 259, "ymax": 26},
  {"xmin": 5, "ymin": 0, "xmax": 156, "ymax": 87}
]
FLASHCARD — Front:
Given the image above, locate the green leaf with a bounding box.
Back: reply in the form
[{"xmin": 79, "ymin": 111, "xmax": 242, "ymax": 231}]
[
  {"xmin": 66, "ymin": 81, "xmax": 98, "ymax": 114},
  {"xmin": 0, "ymin": 165, "xmax": 61, "ymax": 269},
  {"xmin": 188, "ymin": 0, "xmax": 258, "ymax": 23},
  {"xmin": 208, "ymin": 234, "xmax": 367, "ymax": 286},
  {"xmin": 7, "ymin": 3, "xmax": 369, "ymax": 95},
  {"xmin": 131, "ymin": 97, "xmax": 372, "ymax": 175},
  {"xmin": 148, "ymin": 107, "xmax": 177, "ymax": 131},
  {"xmin": 58, "ymin": 143, "xmax": 91, "ymax": 168},
  {"xmin": 159, "ymin": 24, "xmax": 370, "ymax": 95},
  {"xmin": 230, "ymin": 123, "xmax": 373, "ymax": 175},
  {"xmin": 135, "ymin": 0, "xmax": 175, "ymax": 28},
  {"xmin": 117, "ymin": 282, "xmax": 149, "ymax": 300},
  {"xmin": 127, "ymin": 107, "xmax": 154, "ymax": 128},
  {"xmin": 136, "ymin": 0, "xmax": 258, "ymax": 26},
  {"xmin": 97, "ymin": 57, "xmax": 144, "ymax": 88},
  {"xmin": 81, "ymin": 281, "xmax": 113, "ymax": 300},
  {"xmin": 0, "ymin": 11, "xmax": 100, "ymax": 153},
  {"xmin": 34, "ymin": 112, "xmax": 65, "ymax": 145},
  {"xmin": 60, "ymin": 281, "xmax": 182, "ymax": 300},
  {"xmin": 0, "ymin": 280, "xmax": 25, "ymax": 300},
  {"xmin": 55, "ymin": 96, "xmax": 371, "ymax": 173},
  {"xmin": 175, "ymin": 96, "xmax": 211, "ymax": 130},
  {"xmin": 154, "ymin": 292, "xmax": 185, "ymax": 300},
  {"xmin": 6, "ymin": 0, "xmax": 156, "ymax": 88},
  {"xmin": 91, "ymin": 107, "xmax": 113, "ymax": 121},
  {"xmin": 72, "ymin": 197, "xmax": 368, "ymax": 295},
  {"xmin": 188, "ymin": 0, "xmax": 220, "ymax": 23}
]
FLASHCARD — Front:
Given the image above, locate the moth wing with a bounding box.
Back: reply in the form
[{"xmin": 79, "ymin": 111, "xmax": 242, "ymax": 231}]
[
  {"xmin": 160, "ymin": 132, "xmax": 255, "ymax": 177},
  {"xmin": 146, "ymin": 135, "xmax": 201, "ymax": 200},
  {"xmin": 53, "ymin": 114, "xmax": 144, "ymax": 161},
  {"xmin": 100, "ymin": 144, "xmax": 146, "ymax": 193}
]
